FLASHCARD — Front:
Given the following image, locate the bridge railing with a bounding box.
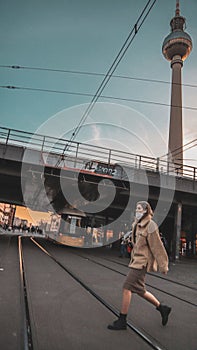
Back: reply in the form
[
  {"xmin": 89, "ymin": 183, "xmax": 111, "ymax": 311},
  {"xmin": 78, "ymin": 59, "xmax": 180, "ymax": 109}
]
[{"xmin": 0, "ymin": 126, "xmax": 196, "ymax": 181}]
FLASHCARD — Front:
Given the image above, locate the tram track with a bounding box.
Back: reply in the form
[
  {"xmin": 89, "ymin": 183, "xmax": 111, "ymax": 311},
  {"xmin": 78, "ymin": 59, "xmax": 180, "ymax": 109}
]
[
  {"xmin": 0, "ymin": 235, "xmax": 195, "ymax": 349},
  {"xmin": 18, "ymin": 237, "xmax": 197, "ymax": 350},
  {"xmin": 30, "ymin": 237, "xmax": 167, "ymax": 350},
  {"xmin": 97, "ymin": 255, "xmax": 197, "ymax": 291},
  {"xmin": 67, "ymin": 251, "xmax": 197, "ymax": 307},
  {"xmin": 18, "ymin": 236, "xmax": 34, "ymax": 350},
  {"xmin": 40, "ymin": 241, "xmax": 196, "ymax": 308}
]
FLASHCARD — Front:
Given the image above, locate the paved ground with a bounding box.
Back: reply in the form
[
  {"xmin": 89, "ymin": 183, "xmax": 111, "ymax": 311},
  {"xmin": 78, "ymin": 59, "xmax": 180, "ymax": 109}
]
[{"xmin": 0, "ymin": 232, "xmax": 196, "ymax": 350}]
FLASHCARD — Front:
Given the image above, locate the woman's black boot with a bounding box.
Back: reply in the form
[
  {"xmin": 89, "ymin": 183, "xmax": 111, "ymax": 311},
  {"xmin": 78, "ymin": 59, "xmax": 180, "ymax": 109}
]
[
  {"xmin": 156, "ymin": 304, "xmax": 171, "ymax": 326},
  {"xmin": 107, "ymin": 313, "xmax": 127, "ymax": 330}
]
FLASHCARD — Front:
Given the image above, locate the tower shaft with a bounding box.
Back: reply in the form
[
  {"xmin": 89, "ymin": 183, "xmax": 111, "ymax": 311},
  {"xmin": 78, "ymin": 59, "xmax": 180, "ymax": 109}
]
[
  {"xmin": 162, "ymin": 1, "xmax": 192, "ymax": 173},
  {"xmin": 168, "ymin": 55, "xmax": 183, "ymax": 169}
]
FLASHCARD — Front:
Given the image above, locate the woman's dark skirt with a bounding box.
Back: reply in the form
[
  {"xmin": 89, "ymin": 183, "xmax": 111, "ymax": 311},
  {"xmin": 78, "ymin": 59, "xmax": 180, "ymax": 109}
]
[{"xmin": 123, "ymin": 267, "xmax": 146, "ymax": 295}]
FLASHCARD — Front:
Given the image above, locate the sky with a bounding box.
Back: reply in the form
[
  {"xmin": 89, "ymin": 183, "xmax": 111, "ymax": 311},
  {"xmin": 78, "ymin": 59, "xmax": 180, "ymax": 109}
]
[
  {"xmin": 0, "ymin": 0, "xmax": 197, "ymax": 166},
  {"xmin": 15, "ymin": 206, "xmax": 51, "ymax": 226}
]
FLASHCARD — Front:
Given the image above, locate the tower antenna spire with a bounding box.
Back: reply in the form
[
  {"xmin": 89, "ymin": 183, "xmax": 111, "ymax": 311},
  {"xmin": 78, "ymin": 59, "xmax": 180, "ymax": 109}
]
[{"xmin": 176, "ymin": 0, "xmax": 180, "ymax": 16}]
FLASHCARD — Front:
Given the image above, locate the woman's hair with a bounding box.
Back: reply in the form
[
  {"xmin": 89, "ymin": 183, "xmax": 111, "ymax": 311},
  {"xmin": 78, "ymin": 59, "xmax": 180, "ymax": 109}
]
[{"xmin": 137, "ymin": 201, "xmax": 153, "ymax": 217}]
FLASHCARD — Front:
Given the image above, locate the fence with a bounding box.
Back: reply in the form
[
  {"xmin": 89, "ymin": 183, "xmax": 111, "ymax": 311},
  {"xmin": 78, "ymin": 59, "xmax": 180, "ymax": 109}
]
[{"xmin": 0, "ymin": 126, "xmax": 196, "ymax": 181}]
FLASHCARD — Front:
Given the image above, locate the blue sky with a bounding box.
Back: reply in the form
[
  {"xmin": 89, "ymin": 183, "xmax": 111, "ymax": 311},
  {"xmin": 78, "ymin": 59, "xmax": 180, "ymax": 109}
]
[{"xmin": 0, "ymin": 0, "xmax": 197, "ymax": 165}]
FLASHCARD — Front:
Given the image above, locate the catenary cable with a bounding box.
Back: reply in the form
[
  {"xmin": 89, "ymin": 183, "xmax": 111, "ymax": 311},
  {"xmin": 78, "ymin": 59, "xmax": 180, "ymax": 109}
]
[
  {"xmin": 160, "ymin": 138, "xmax": 197, "ymax": 159},
  {"xmin": 0, "ymin": 64, "xmax": 196, "ymax": 89},
  {"xmin": 0, "ymin": 85, "xmax": 196, "ymax": 111},
  {"xmin": 64, "ymin": 0, "xmax": 157, "ymax": 148}
]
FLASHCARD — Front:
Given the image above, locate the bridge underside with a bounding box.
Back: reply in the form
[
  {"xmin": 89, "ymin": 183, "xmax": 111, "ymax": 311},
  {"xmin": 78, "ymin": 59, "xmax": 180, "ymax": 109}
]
[
  {"xmin": 0, "ymin": 157, "xmax": 196, "ymax": 216},
  {"xmin": 0, "ymin": 140, "xmax": 197, "ymax": 259}
]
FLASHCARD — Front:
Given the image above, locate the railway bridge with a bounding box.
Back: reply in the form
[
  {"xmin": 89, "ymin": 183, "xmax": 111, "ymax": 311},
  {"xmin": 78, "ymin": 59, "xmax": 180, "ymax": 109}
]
[{"xmin": 0, "ymin": 126, "xmax": 196, "ymax": 259}]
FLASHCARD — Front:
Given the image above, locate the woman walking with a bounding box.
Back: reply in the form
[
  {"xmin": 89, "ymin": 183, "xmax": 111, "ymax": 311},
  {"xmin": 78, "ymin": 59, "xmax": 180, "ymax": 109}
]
[{"xmin": 108, "ymin": 201, "xmax": 171, "ymax": 330}]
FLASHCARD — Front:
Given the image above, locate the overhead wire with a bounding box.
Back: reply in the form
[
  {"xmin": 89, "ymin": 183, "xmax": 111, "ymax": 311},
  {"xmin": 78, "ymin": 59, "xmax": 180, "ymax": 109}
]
[
  {"xmin": 160, "ymin": 138, "xmax": 197, "ymax": 159},
  {"xmin": 1, "ymin": 0, "xmax": 196, "ymax": 166},
  {"xmin": 58, "ymin": 0, "xmax": 158, "ymax": 156},
  {"xmin": 0, "ymin": 84, "xmax": 197, "ymax": 111},
  {"xmin": 0, "ymin": 64, "xmax": 197, "ymax": 89}
]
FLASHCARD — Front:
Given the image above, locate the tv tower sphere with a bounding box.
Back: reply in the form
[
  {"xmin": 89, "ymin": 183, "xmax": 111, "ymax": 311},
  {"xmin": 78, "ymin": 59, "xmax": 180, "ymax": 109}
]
[
  {"xmin": 162, "ymin": 1, "xmax": 192, "ymax": 171},
  {"xmin": 162, "ymin": 5, "xmax": 192, "ymax": 62}
]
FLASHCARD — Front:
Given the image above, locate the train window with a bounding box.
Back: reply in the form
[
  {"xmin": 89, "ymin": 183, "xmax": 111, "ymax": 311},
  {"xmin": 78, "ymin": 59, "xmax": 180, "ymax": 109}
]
[{"xmin": 60, "ymin": 215, "xmax": 82, "ymax": 235}]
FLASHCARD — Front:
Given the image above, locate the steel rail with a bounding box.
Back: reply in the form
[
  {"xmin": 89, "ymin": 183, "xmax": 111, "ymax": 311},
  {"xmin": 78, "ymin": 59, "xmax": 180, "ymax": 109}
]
[
  {"xmin": 97, "ymin": 255, "xmax": 197, "ymax": 292},
  {"xmin": 72, "ymin": 252, "xmax": 197, "ymax": 307},
  {"xmin": 18, "ymin": 236, "xmax": 34, "ymax": 350},
  {"xmin": 31, "ymin": 238, "xmax": 167, "ymax": 350}
]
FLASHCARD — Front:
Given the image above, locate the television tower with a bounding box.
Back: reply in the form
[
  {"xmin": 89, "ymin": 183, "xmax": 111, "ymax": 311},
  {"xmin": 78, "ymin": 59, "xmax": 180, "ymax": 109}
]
[{"xmin": 162, "ymin": 0, "xmax": 192, "ymax": 171}]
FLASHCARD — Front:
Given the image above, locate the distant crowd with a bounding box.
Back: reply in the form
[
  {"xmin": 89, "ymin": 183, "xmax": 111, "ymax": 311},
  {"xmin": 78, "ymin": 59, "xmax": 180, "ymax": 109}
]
[{"xmin": 1, "ymin": 223, "xmax": 43, "ymax": 234}]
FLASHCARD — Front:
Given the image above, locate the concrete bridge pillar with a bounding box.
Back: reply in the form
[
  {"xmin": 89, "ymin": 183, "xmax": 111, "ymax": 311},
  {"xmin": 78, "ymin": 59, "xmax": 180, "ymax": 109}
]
[{"xmin": 172, "ymin": 202, "xmax": 182, "ymax": 260}]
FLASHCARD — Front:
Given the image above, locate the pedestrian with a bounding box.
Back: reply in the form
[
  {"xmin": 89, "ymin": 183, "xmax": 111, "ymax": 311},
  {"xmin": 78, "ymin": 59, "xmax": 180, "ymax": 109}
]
[
  {"xmin": 108, "ymin": 201, "xmax": 171, "ymax": 330},
  {"xmin": 119, "ymin": 232, "xmax": 128, "ymax": 258}
]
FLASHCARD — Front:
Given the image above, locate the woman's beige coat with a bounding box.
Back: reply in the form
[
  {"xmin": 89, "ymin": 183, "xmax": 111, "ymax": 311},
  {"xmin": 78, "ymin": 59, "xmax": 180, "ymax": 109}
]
[{"xmin": 129, "ymin": 215, "xmax": 169, "ymax": 273}]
